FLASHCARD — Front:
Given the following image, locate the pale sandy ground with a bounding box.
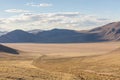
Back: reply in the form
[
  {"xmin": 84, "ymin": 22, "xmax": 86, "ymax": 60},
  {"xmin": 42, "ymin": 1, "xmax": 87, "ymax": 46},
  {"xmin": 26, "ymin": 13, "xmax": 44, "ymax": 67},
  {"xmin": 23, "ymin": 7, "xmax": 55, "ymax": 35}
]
[{"xmin": 2, "ymin": 41, "xmax": 120, "ymax": 57}]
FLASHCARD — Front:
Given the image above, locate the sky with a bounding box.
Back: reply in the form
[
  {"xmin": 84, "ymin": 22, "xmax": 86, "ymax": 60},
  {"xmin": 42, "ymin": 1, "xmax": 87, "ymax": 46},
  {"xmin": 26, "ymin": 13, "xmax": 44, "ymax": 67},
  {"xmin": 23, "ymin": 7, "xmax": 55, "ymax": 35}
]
[{"xmin": 0, "ymin": 0, "xmax": 119, "ymax": 31}]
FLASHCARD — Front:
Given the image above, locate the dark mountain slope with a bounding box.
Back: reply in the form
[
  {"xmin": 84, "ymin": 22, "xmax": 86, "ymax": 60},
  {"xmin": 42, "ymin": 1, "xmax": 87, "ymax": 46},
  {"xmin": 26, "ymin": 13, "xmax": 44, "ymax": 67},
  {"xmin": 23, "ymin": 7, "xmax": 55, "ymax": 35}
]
[{"xmin": 0, "ymin": 30, "xmax": 35, "ymax": 43}]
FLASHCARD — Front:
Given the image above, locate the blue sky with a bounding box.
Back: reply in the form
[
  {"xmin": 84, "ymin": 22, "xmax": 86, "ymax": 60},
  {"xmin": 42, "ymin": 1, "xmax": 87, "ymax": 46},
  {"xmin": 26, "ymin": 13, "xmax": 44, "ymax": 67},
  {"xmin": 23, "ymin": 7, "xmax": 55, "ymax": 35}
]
[{"xmin": 0, "ymin": 0, "xmax": 119, "ymax": 30}]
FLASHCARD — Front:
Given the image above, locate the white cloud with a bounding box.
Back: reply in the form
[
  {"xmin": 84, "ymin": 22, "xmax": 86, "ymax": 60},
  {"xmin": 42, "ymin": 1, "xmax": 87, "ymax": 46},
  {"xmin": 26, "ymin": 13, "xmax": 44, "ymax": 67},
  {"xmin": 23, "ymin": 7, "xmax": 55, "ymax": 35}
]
[
  {"xmin": 0, "ymin": 12, "xmax": 113, "ymax": 31},
  {"xmin": 26, "ymin": 3, "xmax": 53, "ymax": 7},
  {"xmin": 5, "ymin": 9, "xmax": 30, "ymax": 13}
]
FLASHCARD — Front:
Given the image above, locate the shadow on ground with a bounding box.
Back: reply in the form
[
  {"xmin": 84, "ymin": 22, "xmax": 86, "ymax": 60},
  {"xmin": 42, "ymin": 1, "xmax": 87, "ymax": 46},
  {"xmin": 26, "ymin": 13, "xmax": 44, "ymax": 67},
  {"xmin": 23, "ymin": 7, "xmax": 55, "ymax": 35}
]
[{"xmin": 0, "ymin": 44, "xmax": 19, "ymax": 54}]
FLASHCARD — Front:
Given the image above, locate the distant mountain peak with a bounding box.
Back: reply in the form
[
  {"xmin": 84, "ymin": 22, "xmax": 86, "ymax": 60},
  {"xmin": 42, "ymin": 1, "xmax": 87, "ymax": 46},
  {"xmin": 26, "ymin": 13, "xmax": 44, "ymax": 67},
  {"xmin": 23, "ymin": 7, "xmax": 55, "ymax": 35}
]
[{"xmin": 10, "ymin": 29, "xmax": 26, "ymax": 33}]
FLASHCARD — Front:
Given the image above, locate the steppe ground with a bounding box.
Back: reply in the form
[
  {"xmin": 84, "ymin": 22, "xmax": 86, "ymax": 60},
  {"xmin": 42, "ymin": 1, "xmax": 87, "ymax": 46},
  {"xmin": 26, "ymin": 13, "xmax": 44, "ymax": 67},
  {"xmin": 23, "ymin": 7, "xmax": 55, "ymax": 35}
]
[{"xmin": 0, "ymin": 42, "xmax": 120, "ymax": 80}]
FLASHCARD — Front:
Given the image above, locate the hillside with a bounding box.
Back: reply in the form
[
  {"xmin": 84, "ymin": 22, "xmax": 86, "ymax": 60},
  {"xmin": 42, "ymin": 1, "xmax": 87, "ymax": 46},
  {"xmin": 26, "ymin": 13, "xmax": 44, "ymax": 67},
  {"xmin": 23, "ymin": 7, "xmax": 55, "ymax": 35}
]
[
  {"xmin": 0, "ymin": 44, "xmax": 19, "ymax": 60},
  {"xmin": 0, "ymin": 44, "xmax": 19, "ymax": 54},
  {"xmin": 90, "ymin": 22, "xmax": 120, "ymax": 41}
]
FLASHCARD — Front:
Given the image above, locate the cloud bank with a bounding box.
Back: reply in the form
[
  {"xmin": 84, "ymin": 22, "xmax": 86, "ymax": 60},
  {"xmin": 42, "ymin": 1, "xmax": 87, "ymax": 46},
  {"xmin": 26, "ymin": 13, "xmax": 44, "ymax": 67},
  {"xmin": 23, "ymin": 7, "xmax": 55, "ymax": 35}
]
[{"xmin": 0, "ymin": 12, "xmax": 112, "ymax": 31}]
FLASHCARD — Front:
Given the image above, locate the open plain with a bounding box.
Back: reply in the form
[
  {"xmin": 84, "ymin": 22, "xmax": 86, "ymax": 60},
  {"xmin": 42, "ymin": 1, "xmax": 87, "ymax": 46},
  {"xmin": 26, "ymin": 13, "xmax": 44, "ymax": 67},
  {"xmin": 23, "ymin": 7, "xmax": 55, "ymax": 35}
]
[{"xmin": 0, "ymin": 42, "xmax": 120, "ymax": 80}]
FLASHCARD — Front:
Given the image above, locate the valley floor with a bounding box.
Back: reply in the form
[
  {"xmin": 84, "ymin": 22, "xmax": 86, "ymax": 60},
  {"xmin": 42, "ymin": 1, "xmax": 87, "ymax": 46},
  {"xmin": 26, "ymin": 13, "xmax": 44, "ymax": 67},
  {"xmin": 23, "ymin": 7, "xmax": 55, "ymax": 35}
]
[{"xmin": 0, "ymin": 42, "xmax": 120, "ymax": 80}]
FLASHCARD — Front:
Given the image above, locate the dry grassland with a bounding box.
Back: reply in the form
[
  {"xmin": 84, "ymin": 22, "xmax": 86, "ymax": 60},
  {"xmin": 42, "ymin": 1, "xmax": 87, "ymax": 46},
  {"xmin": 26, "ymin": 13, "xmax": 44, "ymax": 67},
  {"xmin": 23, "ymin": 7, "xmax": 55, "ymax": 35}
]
[{"xmin": 0, "ymin": 42, "xmax": 120, "ymax": 80}]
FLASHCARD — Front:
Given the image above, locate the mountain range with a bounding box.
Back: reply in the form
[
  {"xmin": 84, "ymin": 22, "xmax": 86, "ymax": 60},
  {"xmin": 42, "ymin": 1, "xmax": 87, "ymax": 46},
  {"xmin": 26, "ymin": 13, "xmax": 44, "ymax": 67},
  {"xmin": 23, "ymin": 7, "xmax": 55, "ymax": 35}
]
[{"xmin": 0, "ymin": 21, "xmax": 120, "ymax": 43}]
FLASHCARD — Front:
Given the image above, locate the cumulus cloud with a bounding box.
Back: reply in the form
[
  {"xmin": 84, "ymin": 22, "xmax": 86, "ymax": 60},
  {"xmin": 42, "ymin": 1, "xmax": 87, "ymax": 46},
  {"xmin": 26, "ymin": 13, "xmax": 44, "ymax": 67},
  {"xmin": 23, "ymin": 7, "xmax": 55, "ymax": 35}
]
[
  {"xmin": 0, "ymin": 12, "xmax": 113, "ymax": 30},
  {"xmin": 26, "ymin": 3, "xmax": 53, "ymax": 7},
  {"xmin": 5, "ymin": 9, "xmax": 30, "ymax": 13}
]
